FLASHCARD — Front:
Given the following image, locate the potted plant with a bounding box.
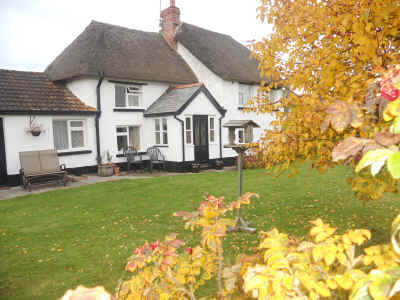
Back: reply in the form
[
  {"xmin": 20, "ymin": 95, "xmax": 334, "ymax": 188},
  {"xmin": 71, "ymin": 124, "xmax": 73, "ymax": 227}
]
[
  {"xmin": 192, "ymin": 162, "xmax": 200, "ymax": 173},
  {"xmin": 215, "ymin": 159, "xmax": 224, "ymax": 170},
  {"xmin": 97, "ymin": 151, "xmax": 114, "ymax": 177}
]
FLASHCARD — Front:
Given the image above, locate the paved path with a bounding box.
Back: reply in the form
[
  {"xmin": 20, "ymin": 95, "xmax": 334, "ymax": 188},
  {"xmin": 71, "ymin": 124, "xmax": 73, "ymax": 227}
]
[{"xmin": 0, "ymin": 168, "xmax": 234, "ymax": 201}]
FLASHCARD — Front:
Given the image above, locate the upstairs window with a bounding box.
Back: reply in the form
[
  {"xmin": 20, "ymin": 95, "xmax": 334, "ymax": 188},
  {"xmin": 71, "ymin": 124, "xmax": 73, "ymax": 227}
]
[
  {"xmin": 115, "ymin": 85, "xmax": 142, "ymax": 108},
  {"xmin": 155, "ymin": 118, "xmax": 168, "ymax": 145},
  {"xmin": 239, "ymin": 84, "xmax": 253, "ymax": 106},
  {"xmin": 269, "ymin": 88, "xmax": 283, "ymax": 102},
  {"xmin": 53, "ymin": 120, "xmax": 85, "ymax": 151}
]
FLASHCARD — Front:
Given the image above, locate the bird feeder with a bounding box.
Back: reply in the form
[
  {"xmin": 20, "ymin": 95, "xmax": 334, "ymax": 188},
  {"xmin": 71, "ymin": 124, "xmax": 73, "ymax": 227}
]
[
  {"xmin": 223, "ymin": 120, "xmax": 260, "ymax": 150},
  {"xmin": 223, "ymin": 120, "xmax": 260, "ymax": 233}
]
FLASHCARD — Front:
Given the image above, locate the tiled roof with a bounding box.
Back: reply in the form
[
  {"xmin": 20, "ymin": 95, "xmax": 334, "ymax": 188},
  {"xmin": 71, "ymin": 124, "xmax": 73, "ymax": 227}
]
[
  {"xmin": 0, "ymin": 69, "xmax": 96, "ymax": 114},
  {"xmin": 145, "ymin": 83, "xmax": 225, "ymax": 116}
]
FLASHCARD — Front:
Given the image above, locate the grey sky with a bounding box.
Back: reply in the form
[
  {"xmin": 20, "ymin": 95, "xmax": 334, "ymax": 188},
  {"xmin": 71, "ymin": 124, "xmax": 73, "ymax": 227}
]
[{"xmin": 0, "ymin": 0, "xmax": 271, "ymax": 72}]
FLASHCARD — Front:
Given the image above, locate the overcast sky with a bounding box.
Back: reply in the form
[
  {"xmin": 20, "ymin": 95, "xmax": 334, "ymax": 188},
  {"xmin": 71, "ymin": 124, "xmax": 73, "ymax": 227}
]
[{"xmin": 0, "ymin": 0, "xmax": 272, "ymax": 72}]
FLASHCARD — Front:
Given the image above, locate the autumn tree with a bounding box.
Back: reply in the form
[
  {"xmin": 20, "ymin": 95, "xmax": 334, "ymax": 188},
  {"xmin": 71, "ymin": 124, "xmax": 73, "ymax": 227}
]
[{"xmin": 250, "ymin": 0, "xmax": 400, "ymax": 200}]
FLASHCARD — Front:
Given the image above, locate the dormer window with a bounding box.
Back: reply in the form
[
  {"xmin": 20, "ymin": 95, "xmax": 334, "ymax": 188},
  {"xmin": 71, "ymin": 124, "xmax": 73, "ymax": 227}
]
[
  {"xmin": 239, "ymin": 84, "xmax": 253, "ymax": 107},
  {"xmin": 115, "ymin": 85, "xmax": 142, "ymax": 108}
]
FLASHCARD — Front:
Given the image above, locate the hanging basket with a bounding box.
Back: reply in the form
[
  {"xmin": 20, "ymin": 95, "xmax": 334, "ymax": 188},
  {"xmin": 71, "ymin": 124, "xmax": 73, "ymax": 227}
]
[{"xmin": 29, "ymin": 127, "xmax": 42, "ymax": 137}]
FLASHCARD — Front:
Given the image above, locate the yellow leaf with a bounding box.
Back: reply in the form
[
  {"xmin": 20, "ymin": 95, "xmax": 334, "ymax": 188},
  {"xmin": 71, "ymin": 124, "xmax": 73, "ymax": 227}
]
[
  {"xmin": 324, "ymin": 251, "xmax": 336, "ymax": 266},
  {"xmin": 327, "ymin": 278, "xmax": 338, "ymax": 289},
  {"xmin": 336, "ymin": 275, "xmax": 354, "ymax": 290}
]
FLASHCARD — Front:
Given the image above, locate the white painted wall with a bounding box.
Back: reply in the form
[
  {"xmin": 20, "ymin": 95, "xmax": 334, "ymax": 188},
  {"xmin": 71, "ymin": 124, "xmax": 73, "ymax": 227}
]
[
  {"xmin": 67, "ymin": 77, "xmax": 170, "ymax": 163},
  {"xmin": 3, "ymin": 115, "xmax": 97, "ymax": 175},
  {"xmin": 177, "ymin": 42, "xmax": 274, "ymax": 158}
]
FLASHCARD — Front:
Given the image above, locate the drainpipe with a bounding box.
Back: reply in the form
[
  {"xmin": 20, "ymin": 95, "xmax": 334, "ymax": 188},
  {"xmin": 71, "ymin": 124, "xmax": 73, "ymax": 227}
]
[
  {"xmin": 174, "ymin": 115, "xmax": 185, "ymax": 162},
  {"xmin": 95, "ymin": 72, "xmax": 104, "ymax": 163},
  {"xmin": 219, "ymin": 110, "xmax": 226, "ymax": 160}
]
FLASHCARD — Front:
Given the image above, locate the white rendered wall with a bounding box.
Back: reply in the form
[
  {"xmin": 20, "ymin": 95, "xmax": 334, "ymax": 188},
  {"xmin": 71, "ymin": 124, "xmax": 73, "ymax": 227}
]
[
  {"xmin": 67, "ymin": 77, "xmax": 170, "ymax": 163},
  {"xmin": 3, "ymin": 115, "xmax": 97, "ymax": 175},
  {"xmin": 177, "ymin": 42, "xmax": 274, "ymax": 158}
]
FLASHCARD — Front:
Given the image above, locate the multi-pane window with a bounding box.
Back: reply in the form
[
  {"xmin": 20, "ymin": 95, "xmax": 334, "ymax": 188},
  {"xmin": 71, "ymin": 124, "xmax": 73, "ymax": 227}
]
[
  {"xmin": 239, "ymin": 84, "xmax": 253, "ymax": 106},
  {"xmin": 155, "ymin": 118, "xmax": 168, "ymax": 145},
  {"xmin": 116, "ymin": 126, "xmax": 140, "ymax": 153},
  {"xmin": 209, "ymin": 117, "xmax": 215, "ymax": 143},
  {"xmin": 115, "ymin": 85, "xmax": 142, "ymax": 108},
  {"xmin": 53, "ymin": 120, "xmax": 85, "ymax": 151},
  {"xmin": 185, "ymin": 117, "xmax": 192, "ymax": 144}
]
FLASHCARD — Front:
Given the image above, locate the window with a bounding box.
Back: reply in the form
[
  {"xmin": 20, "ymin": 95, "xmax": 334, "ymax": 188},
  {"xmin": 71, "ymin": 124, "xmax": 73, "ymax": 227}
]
[
  {"xmin": 269, "ymin": 88, "xmax": 283, "ymax": 102},
  {"xmin": 209, "ymin": 117, "xmax": 215, "ymax": 143},
  {"xmin": 115, "ymin": 85, "xmax": 142, "ymax": 108},
  {"xmin": 185, "ymin": 117, "xmax": 192, "ymax": 144},
  {"xmin": 116, "ymin": 126, "xmax": 141, "ymax": 153},
  {"xmin": 53, "ymin": 120, "xmax": 85, "ymax": 151},
  {"xmin": 155, "ymin": 118, "xmax": 168, "ymax": 145},
  {"xmin": 239, "ymin": 84, "xmax": 253, "ymax": 106}
]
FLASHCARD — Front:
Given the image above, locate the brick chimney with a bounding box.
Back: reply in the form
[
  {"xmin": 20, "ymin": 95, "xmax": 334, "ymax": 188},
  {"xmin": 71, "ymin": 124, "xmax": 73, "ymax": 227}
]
[{"xmin": 161, "ymin": 0, "xmax": 181, "ymax": 48}]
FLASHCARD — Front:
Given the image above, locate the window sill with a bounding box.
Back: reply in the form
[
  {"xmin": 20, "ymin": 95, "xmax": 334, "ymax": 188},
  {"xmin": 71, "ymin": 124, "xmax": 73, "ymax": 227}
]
[
  {"xmin": 58, "ymin": 150, "xmax": 92, "ymax": 157},
  {"xmin": 114, "ymin": 108, "xmax": 145, "ymax": 112}
]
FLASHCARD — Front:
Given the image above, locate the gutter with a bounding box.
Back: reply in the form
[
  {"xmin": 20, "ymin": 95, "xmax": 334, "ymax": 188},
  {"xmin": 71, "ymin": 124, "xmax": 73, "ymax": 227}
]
[
  {"xmin": 95, "ymin": 72, "xmax": 105, "ymax": 163},
  {"xmin": 219, "ymin": 110, "xmax": 227, "ymax": 159},
  {"xmin": 174, "ymin": 115, "xmax": 185, "ymax": 162}
]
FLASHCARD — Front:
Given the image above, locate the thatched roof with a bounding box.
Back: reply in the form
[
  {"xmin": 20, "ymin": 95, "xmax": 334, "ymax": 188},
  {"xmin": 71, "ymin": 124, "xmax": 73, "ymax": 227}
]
[
  {"xmin": 45, "ymin": 21, "xmax": 198, "ymax": 84},
  {"xmin": 176, "ymin": 23, "xmax": 261, "ymax": 84},
  {"xmin": 145, "ymin": 83, "xmax": 225, "ymax": 117},
  {"xmin": 0, "ymin": 69, "xmax": 96, "ymax": 114}
]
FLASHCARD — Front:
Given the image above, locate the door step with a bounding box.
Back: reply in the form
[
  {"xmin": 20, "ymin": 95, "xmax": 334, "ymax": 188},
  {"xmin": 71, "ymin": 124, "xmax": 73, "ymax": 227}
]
[{"xmin": 192, "ymin": 162, "xmax": 211, "ymax": 173}]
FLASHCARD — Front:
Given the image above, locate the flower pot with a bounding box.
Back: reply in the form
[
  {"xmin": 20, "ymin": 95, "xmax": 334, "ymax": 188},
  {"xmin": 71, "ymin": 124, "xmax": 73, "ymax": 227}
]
[
  {"xmin": 98, "ymin": 164, "xmax": 114, "ymax": 177},
  {"xmin": 113, "ymin": 166, "xmax": 120, "ymax": 175},
  {"xmin": 215, "ymin": 160, "xmax": 224, "ymax": 170},
  {"xmin": 30, "ymin": 129, "xmax": 42, "ymax": 136},
  {"xmin": 192, "ymin": 163, "xmax": 200, "ymax": 173}
]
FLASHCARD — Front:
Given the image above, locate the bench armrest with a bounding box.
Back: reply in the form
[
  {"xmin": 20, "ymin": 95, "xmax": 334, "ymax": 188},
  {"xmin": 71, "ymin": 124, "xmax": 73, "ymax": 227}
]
[{"xmin": 60, "ymin": 164, "xmax": 66, "ymax": 171}]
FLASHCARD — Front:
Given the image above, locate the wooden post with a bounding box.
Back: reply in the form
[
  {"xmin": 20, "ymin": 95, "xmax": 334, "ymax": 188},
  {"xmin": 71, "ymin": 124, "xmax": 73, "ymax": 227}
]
[{"xmin": 228, "ymin": 146, "xmax": 256, "ymax": 233}]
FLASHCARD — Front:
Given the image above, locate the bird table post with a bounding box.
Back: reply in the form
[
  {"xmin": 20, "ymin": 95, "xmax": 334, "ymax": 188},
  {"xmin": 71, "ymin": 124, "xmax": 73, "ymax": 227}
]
[{"xmin": 223, "ymin": 120, "xmax": 259, "ymax": 233}]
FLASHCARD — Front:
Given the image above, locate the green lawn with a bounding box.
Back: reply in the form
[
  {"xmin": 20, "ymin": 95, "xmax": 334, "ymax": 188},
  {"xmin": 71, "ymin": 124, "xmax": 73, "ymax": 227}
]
[{"xmin": 1, "ymin": 165, "xmax": 399, "ymax": 300}]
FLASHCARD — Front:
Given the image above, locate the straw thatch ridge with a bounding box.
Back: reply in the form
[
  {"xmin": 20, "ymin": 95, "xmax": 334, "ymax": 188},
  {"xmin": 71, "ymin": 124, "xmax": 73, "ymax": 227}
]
[{"xmin": 45, "ymin": 21, "xmax": 198, "ymax": 84}]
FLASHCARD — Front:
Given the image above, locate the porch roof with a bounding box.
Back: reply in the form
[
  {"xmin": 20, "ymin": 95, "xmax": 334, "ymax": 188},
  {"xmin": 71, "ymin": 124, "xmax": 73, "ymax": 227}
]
[{"xmin": 144, "ymin": 83, "xmax": 225, "ymax": 117}]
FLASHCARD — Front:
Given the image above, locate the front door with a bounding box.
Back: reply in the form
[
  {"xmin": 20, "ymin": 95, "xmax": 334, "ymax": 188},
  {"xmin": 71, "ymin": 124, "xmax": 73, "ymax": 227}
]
[
  {"xmin": 193, "ymin": 115, "xmax": 209, "ymax": 163},
  {"xmin": 0, "ymin": 118, "xmax": 7, "ymax": 185}
]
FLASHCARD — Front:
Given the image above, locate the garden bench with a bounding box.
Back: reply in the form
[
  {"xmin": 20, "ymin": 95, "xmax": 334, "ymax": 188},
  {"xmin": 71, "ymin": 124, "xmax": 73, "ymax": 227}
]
[{"xmin": 19, "ymin": 150, "xmax": 67, "ymax": 191}]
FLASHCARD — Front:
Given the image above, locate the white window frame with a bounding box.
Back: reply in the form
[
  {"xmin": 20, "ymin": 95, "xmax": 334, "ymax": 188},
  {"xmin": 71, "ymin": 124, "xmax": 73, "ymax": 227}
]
[
  {"xmin": 239, "ymin": 84, "xmax": 253, "ymax": 107},
  {"xmin": 185, "ymin": 116, "xmax": 192, "ymax": 145},
  {"xmin": 116, "ymin": 125, "xmax": 141, "ymax": 153},
  {"xmin": 209, "ymin": 116, "xmax": 216, "ymax": 144},
  {"xmin": 115, "ymin": 85, "xmax": 143, "ymax": 108},
  {"xmin": 154, "ymin": 118, "xmax": 168, "ymax": 146},
  {"xmin": 53, "ymin": 119, "xmax": 86, "ymax": 152}
]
